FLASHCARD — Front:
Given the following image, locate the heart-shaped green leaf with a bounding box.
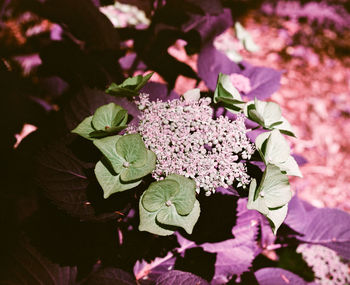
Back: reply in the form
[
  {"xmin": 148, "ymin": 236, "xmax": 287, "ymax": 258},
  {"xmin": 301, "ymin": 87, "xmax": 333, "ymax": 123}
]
[
  {"xmin": 166, "ymin": 174, "xmax": 196, "ymax": 216},
  {"xmin": 120, "ymin": 149, "xmax": 156, "ymax": 182},
  {"xmin": 139, "ymin": 174, "xmax": 200, "ymax": 236},
  {"xmin": 71, "ymin": 115, "xmax": 94, "ymax": 140},
  {"xmin": 139, "ymin": 196, "xmax": 175, "ymax": 236},
  {"xmin": 92, "ymin": 103, "xmax": 128, "ymax": 131},
  {"xmin": 95, "ymin": 160, "xmax": 142, "ymax": 199},
  {"xmin": 257, "ymin": 164, "xmax": 292, "ymax": 208},
  {"xmin": 156, "ymin": 200, "xmax": 200, "ymax": 234},
  {"xmin": 116, "ymin": 133, "xmax": 148, "ymax": 167},
  {"xmin": 142, "ymin": 179, "xmax": 180, "ymax": 212},
  {"xmin": 266, "ymin": 204, "xmax": 288, "ymax": 235},
  {"xmin": 93, "ymin": 135, "xmax": 125, "ymax": 173},
  {"xmin": 255, "ymin": 130, "xmax": 302, "ymax": 177}
]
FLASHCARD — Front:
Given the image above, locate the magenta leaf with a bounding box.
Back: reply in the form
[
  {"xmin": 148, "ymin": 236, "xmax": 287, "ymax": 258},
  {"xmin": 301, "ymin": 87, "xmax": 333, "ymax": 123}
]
[
  {"xmin": 285, "ymin": 196, "xmax": 350, "ymax": 259},
  {"xmin": 155, "ymin": 270, "xmax": 209, "ymax": 285},
  {"xmin": 241, "ymin": 63, "xmax": 283, "ymax": 100},
  {"xmin": 200, "ymin": 199, "xmax": 261, "ymax": 284},
  {"xmin": 255, "ymin": 267, "xmax": 310, "ymax": 285}
]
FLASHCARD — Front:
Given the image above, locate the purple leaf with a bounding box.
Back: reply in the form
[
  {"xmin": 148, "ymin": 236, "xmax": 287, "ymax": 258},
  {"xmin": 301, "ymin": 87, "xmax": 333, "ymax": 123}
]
[
  {"xmin": 83, "ymin": 267, "xmax": 136, "ymax": 285},
  {"xmin": 241, "ymin": 62, "xmax": 283, "ymax": 100},
  {"xmin": 255, "ymin": 267, "xmax": 308, "ymax": 285},
  {"xmin": 140, "ymin": 82, "xmax": 180, "ymax": 102},
  {"xmin": 155, "ymin": 270, "xmax": 209, "ymax": 285},
  {"xmin": 184, "ymin": 8, "xmax": 232, "ymax": 45},
  {"xmin": 197, "ymin": 44, "xmax": 241, "ymax": 90},
  {"xmin": 285, "ymin": 196, "xmax": 350, "ymax": 259},
  {"xmin": 134, "ymin": 233, "xmax": 196, "ymax": 284},
  {"xmin": 0, "ymin": 238, "xmax": 77, "ymax": 285},
  {"xmin": 200, "ymin": 199, "xmax": 260, "ymax": 284}
]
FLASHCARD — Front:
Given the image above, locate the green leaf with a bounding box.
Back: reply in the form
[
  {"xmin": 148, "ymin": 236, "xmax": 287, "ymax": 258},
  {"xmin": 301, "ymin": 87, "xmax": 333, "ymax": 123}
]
[
  {"xmin": 257, "ymin": 164, "xmax": 292, "ymax": 208},
  {"xmin": 93, "ymin": 135, "xmax": 125, "ymax": 173},
  {"xmin": 264, "ymin": 130, "xmax": 290, "ymax": 164},
  {"xmin": 116, "ymin": 133, "xmax": 148, "ymax": 167},
  {"xmin": 255, "ymin": 130, "xmax": 302, "ymax": 177},
  {"xmin": 279, "ymin": 156, "xmax": 303, "ymax": 177},
  {"xmin": 91, "ymin": 103, "xmax": 128, "ymax": 131},
  {"xmin": 247, "ymin": 179, "xmax": 269, "ymax": 215},
  {"xmin": 120, "ymin": 149, "xmax": 156, "ymax": 182},
  {"xmin": 95, "ymin": 160, "xmax": 142, "ymax": 199},
  {"xmin": 142, "ymin": 179, "xmax": 179, "ymax": 212},
  {"xmin": 235, "ymin": 22, "xmax": 260, "ymax": 53},
  {"xmin": 71, "ymin": 115, "xmax": 94, "ymax": 140},
  {"xmin": 139, "ymin": 174, "xmax": 200, "ymax": 236},
  {"xmin": 266, "ymin": 204, "xmax": 288, "ymax": 235},
  {"xmin": 139, "ymin": 195, "xmax": 175, "ymax": 236},
  {"xmin": 166, "ymin": 174, "xmax": 196, "ymax": 215},
  {"xmin": 275, "ymin": 116, "xmax": 296, "ymax": 137},
  {"xmin": 214, "ymin": 73, "xmax": 244, "ymax": 114},
  {"xmin": 156, "ymin": 200, "xmax": 201, "ymax": 234},
  {"xmin": 89, "ymin": 126, "xmax": 127, "ymax": 138},
  {"xmin": 106, "ymin": 72, "xmax": 154, "ymax": 98}
]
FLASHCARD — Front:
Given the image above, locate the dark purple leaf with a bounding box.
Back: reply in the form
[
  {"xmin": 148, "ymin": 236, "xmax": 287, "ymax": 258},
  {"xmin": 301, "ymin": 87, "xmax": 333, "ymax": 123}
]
[
  {"xmin": 36, "ymin": 135, "xmax": 120, "ymax": 221},
  {"xmin": 0, "ymin": 237, "xmax": 77, "ymax": 285},
  {"xmin": 155, "ymin": 270, "xmax": 209, "ymax": 285},
  {"xmin": 140, "ymin": 82, "xmax": 180, "ymax": 102},
  {"xmin": 64, "ymin": 87, "xmax": 140, "ymax": 132},
  {"xmin": 241, "ymin": 62, "xmax": 283, "ymax": 100},
  {"xmin": 285, "ymin": 196, "xmax": 350, "ymax": 259},
  {"xmin": 83, "ymin": 267, "xmax": 136, "ymax": 285},
  {"xmin": 197, "ymin": 44, "xmax": 240, "ymax": 90},
  {"xmin": 255, "ymin": 267, "xmax": 308, "ymax": 285}
]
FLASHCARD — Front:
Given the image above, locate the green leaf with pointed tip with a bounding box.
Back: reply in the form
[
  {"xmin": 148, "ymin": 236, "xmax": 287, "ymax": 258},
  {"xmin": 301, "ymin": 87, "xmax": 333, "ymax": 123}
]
[
  {"xmin": 257, "ymin": 164, "xmax": 292, "ymax": 208},
  {"xmin": 214, "ymin": 73, "xmax": 244, "ymax": 114},
  {"xmin": 139, "ymin": 195, "xmax": 175, "ymax": 236},
  {"xmin": 93, "ymin": 136, "xmax": 125, "ymax": 173},
  {"xmin": 166, "ymin": 174, "xmax": 196, "ymax": 215},
  {"xmin": 279, "ymin": 156, "xmax": 303, "ymax": 177},
  {"xmin": 92, "ymin": 103, "xmax": 128, "ymax": 131},
  {"xmin": 255, "ymin": 131, "xmax": 302, "ymax": 177},
  {"xmin": 120, "ymin": 149, "xmax": 156, "ymax": 182},
  {"xmin": 142, "ymin": 179, "xmax": 180, "ymax": 212},
  {"xmin": 116, "ymin": 133, "xmax": 148, "ymax": 167},
  {"xmin": 248, "ymin": 98, "xmax": 282, "ymax": 128},
  {"xmin": 156, "ymin": 200, "xmax": 200, "ymax": 234},
  {"xmin": 275, "ymin": 116, "xmax": 296, "ymax": 137},
  {"xmin": 71, "ymin": 115, "xmax": 94, "ymax": 140},
  {"xmin": 264, "ymin": 130, "xmax": 290, "ymax": 164},
  {"xmin": 266, "ymin": 204, "xmax": 288, "ymax": 235},
  {"xmin": 95, "ymin": 160, "xmax": 142, "ymax": 199},
  {"xmin": 235, "ymin": 22, "xmax": 260, "ymax": 53},
  {"xmin": 106, "ymin": 72, "xmax": 154, "ymax": 98},
  {"xmin": 247, "ymin": 179, "xmax": 269, "ymax": 215}
]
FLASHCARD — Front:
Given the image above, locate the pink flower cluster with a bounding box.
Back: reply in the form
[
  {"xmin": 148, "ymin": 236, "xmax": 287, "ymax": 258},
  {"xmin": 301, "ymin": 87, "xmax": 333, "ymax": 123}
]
[{"xmin": 128, "ymin": 94, "xmax": 255, "ymax": 195}]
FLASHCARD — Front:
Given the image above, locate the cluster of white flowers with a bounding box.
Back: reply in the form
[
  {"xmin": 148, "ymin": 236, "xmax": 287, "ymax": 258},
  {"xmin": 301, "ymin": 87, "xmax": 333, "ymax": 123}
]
[
  {"xmin": 297, "ymin": 244, "xmax": 349, "ymax": 285},
  {"xmin": 128, "ymin": 93, "xmax": 255, "ymax": 195}
]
